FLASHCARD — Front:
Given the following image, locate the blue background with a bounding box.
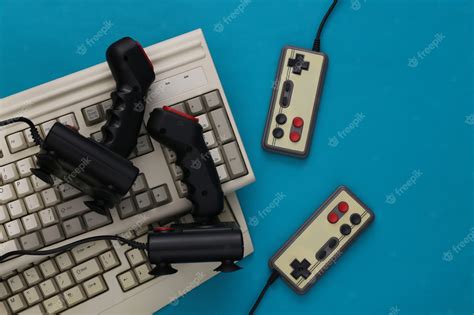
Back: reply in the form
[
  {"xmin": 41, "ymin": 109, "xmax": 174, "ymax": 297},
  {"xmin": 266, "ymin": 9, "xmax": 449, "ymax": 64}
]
[{"xmin": 1, "ymin": 0, "xmax": 473, "ymax": 314}]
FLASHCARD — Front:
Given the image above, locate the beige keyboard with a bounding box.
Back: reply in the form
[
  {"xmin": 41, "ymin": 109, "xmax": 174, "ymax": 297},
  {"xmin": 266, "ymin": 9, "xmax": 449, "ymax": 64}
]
[{"xmin": 0, "ymin": 29, "xmax": 255, "ymax": 314}]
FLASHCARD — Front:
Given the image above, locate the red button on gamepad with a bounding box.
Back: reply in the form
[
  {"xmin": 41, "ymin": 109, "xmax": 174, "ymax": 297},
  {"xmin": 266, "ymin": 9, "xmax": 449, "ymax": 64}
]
[
  {"xmin": 338, "ymin": 201, "xmax": 349, "ymax": 213},
  {"xmin": 290, "ymin": 132, "xmax": 301, "ymax": 142},
  {"xmin": 328, "ymin": 212, "xmax": 339, "ymax": 224},
  {"xmin": 293, "ymin": 117, "xmax": 304, "ymax": 128}
]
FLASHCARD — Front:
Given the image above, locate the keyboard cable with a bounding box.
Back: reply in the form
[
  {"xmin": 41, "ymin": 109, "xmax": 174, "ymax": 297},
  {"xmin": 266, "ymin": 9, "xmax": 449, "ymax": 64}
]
[{"xmin": 0, "ymin": 116, "xmax": 43, "ymax": 146}]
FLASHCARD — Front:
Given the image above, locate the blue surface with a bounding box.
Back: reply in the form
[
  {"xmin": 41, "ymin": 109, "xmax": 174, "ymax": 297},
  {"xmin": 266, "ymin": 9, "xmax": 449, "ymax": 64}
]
[{"xmin": 1, "ymin": 0, "xmax": 473, "ymax": 314}]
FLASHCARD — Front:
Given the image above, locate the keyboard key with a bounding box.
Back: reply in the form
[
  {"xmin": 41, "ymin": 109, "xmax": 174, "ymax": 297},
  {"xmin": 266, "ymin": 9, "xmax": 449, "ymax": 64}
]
[
  {"xmin": 24, "ymin": 128, "xmax": 41, "ymax": 147},
  {"xmin": 0, "ymin": 239, "xmax": 20, "ymax": 256},
  {"xmin": 13, "ymin": 178, "xmax": 34, "ymax": 197},
  {"xmin": 20, "ymin": 232, "xmax": 43, "ymax": 250},
  {"xmin": 7, "ymin": 199, "xmax": 27, "ymax": 219},
  {"xmin": 31, "ymin": 175, "xmax": 50, "ymax": 191},
  {"xmin": 16, "ymin": 157, "xmax": 34, "ymax": 177},
  {"xmin": 43, "ymin": 294, "xmax": 67, "ymax": 313},
  {"xmin": 39, "ymin": 279, "xmax": 58, "ymax": 297},
  {"xmin": 55, "ymin": 271, "xmax": 74, "ymax": 290},
  {"xmin": 58, "ymin": 113, "xmax": 79, "ymax": 129},
  {"xmin": 5, "ymin": 219, "xmax": 25, "ymax": 238},
  {"xmin": 7, "ymin": 293, "xmax": 27, "ymax": 313},
  {"xmin": 57, "ymin": 183, "xmax": 82, "ymax": 200},
  {"xmin": 21, "ymin": 304, "xmax": 46, "ymax": 314},
  {"xmin": 0, "ymin": 205, "xmax": 10, "ymax": 223},
  {"xmin": 134, "ymin": 263, "xmax": 154, "ymax": 283},
  {"xmin": 216, "ymin": 164, "xmax": 230, "ymax": 183},
  {"xmin": 23, "ymin": 266, "xmax": 42, "ymax": 286},
  {"xmin": 101, "ymin": 99, "xmax": 113, "ymax": 113},
  {"xmin": 0, "ymin": 225, "xmax": 7, "ymax": 242},
  {"xmin": 91, "ymin": 131, "xmax": 104, "ymax": 142},
  {"xmin": 23, "ymin": 286, "xmax": 42, "ymax": 305},
  {"xmin": 83, "ymin": 211, "xmax": 112, "ymax": 230},
  {"xmin": 170, "ymin": 163, "xmax": 183, "ymax": 180},
  {"xmin": 162, "ymin": 147, "xmax": 177, "ymax": 163},
  {"xmin": 134, "ymin": 191, "xmax": 153, "ymax": 211},
  {"xmin": 126, "ymin": 249, "xmax": 146, "ymax": 267},
  {"xmin": 38, "ymin": 208, "xmax": 58, "ymax": 226},
  {"xmin": 0, "ymin": 301, "xmax": 11, "ymax": 315},
  {"xmin": 21, "ymin": 213, "xmax": 41, "ymax": 232},
  {"xmin": 176, "ymin": 181, "xmax": 188, "ymax": 197},
  {"xmin": 82, "ymin": 104, "xmax": 104, "ymax": 126},
  {"xmin": 135, "ymin": 135, "xmax": 153, "ymax": 156},
  {"xmin": 99, "ymin": 250, "xmax": 120, "ymax": 271},
  {"xmin": 209, "ymin": 147, "xmax": 224, "ymax": 165},
  {"xmin": 196, "ymin": 113, "xmax": 211, "ymax": 131},
  {"xmin": 117, "ymin": 270, "xmax": 138, "ymax": 291},
  {"xmin": 41, "ymin": 188, "xmax": 60, "ymax": 207},
  {"xmin": 203, "ymin": 90, "xmax": 223, "ymax": 109},
  {"xmin": 71, "ymin": 258, "xmax": 102, "ymax": 282},
  {"xmin": 171, "ymin": 102, "xmax": 187, "ymax": 113},
  {"xmin": 6, "ymin": 132, "xmax": 27, "ymax": 153},
  {"xmin": 39, "ymin": 259, "xmax": 59, "ymax": 278},
  {"xmin": 210, "ymin": 108, "xmax": 234, "ymax": 143},
  {"xmin": 203, "ymin": 130, "xmax": 217, "ymax": 148},
  {"xmin": 83, "ymin": 275, "xmax": 107, "ymax": 298},
  {"xmin": 63, "ymin": 285, "xmax": 87, "ymax": 307},
  {"xmin": 186, "ymin": 96, "xmax": 205, "ymax": 114},
  {"xmin": 63, "ymin": 216, "xmax": 86, "ymax": 238},
  {"xmin": 118, "ymin": 198, "xmax": 136, "ymax": 219},
  {"xmin": 0, "ymin": 184, "xmax": 16, "ymax": 203},
  {"xmin": 152, "ymin": 185, "xmax": 170, "ymax": 205},
  {"xmin": 40, "ymin": 120, "xmax": 56, "ymax": 136},
  {"xmin": 41, "ymin": 224, "xmax": 65, "ymax": 245},
  {"xmin": 223, "ymin": 141, "xmax": 247, "ymax": 178},
  {"xmin": 7, "ymin": 274, "xmax": 26, "ymax": 293},
  {"xmin": 24, "ymin": 193, "xmax": 44, "ymax": 212},
  {"xmin": 0, "ymin": 281, "xmax": 10, "ymax": 299},
  {"xmin": 1, "ymin": 164, "xmax": 19, "ymax": 184},
  {"xmin": 72, "ymin": 240, "xmax": 108, "ymax": 263},
  {"xmin": 55, "ymin": 252, "xmax": 74, "ymax": 271},
  {"xmin": 131, "ymin": 174, "xmax": 148, "ymax": 193},
  {"xmin": 57, "ymin": 196, "xmax": 90, "ymax": 219}
]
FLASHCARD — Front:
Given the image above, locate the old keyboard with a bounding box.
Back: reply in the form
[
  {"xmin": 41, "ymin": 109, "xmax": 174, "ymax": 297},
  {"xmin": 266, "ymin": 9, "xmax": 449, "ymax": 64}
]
[{"xmin": 0, "ymin": 29, "xmax": 255, "ymax": 314}]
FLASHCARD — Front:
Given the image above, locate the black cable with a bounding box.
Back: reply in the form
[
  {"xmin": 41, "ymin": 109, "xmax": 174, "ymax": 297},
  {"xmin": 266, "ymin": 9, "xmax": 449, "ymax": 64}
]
[
  {"xmin": 313, "ymin": 0, "xmax": 338, "ymax": 52},
  {"xmin": 0, "ymin": 235, "xmax": 147, "ymax": 263},
  {"xmin": 249, "ymin": 270, "xmax": 280, "ymax": 315},
  {"xmin": 0, "ymin": 117, "xmax": 43, "ymax": 145}
]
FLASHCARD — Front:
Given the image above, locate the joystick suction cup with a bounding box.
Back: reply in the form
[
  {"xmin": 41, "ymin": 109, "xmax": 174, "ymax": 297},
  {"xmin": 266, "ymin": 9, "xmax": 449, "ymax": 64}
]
[
  {"xmin": 214, "ymin": 260, "xmax": 242, "ymax": 273},
  {"xmin": 149, "ymin": 263, "xmax": 178, "ymax": 277}
]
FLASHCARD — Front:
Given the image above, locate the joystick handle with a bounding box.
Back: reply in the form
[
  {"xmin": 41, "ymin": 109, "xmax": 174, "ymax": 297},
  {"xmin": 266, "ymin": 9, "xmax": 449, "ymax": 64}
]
[
  {"xmin": 146, "ymin": 106, "xmax": 224, "ymax": 218},
  {"xmin": 100, "ymin": 37, "xmax": 156, "ymax": 158}
]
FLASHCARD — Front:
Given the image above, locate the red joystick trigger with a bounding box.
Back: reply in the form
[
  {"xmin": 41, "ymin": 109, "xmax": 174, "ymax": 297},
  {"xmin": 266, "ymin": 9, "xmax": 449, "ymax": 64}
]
[
  {"xmin": 154, "ymin": 226, "xmax": 175, "ymax": 232},
  {"xmin": 163, "ymin": 106, "xmax": 198, "ymax": 122}
]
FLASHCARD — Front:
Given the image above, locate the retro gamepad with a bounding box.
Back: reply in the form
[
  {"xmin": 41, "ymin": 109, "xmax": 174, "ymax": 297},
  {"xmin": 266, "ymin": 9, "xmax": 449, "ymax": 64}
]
[
  {"xmin": 262, "ymin": 46, "xmax": 327, "ymax": 158},
  {"xmin": 270, "ymin": 186, "xmax": 374, "ymax": 294}
]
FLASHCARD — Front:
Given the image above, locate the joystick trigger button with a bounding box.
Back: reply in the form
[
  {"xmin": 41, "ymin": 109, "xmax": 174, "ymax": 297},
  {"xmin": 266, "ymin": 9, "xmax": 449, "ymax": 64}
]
[{"xmin": 328, "ymin": 212, "xmax": 338, "ymax": 224}]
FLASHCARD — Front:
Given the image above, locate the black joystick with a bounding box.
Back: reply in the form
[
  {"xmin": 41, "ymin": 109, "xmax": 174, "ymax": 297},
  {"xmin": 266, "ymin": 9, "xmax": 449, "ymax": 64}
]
[
  {"xmin": 30, "ymin": 37, "xmax": 155, "ymax": 214},
  {"xmin": 147, "ymin": 223, "xmax": 244, "ymax": 277}
]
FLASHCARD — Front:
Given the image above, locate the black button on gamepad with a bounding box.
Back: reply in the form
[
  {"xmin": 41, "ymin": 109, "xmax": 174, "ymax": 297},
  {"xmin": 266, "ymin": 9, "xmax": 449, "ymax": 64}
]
[
  {"xmin": 276, "ymin": 114, "xmax": 287, "ymax": 125},
  {"xmin": 272, "ymin": 127, "xmax": 284, "ymax": 139},
  {"xmin": 290, "ymin": 258, "xmax": 311, "ymax": 280},
  {"xmin": 287, "ymin": 54, "xmax": 310, "ymax": 75},
  {"xmin": 350, "ymin": 213, "xmax": 361, "ymax": 225},
  {"xmin": 340, "ymin": 224, "xmax": 351, "ymax": 235}
]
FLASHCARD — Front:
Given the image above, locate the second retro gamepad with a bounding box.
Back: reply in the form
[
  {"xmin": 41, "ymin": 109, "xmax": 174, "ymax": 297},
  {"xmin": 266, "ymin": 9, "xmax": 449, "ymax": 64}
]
[{"xmin": 262, "ymin": 47, "xmax": 327, "ymax": 158}]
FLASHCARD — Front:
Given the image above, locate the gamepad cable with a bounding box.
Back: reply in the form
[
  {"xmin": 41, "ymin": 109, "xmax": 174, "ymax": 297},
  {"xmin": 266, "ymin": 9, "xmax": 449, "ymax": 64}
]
[
  {"xmin": 312, "ymin": 0, "xmax": 338, "ymax": 52},
  {"xmin": 249, "ymin": 270, "xmax": 280, "ymax": 315}
]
